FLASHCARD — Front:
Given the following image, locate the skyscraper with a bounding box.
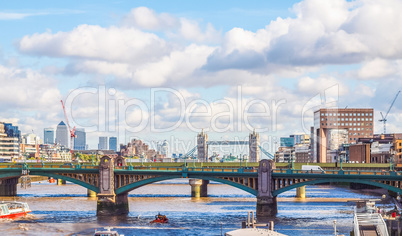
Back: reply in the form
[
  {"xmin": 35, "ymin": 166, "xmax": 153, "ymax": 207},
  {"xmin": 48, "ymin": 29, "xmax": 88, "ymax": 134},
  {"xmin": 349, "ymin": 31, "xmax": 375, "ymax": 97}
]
[
  {"xmin": 109, "ymin": 137, "xmax": 117, "ymax": 152},
  {"xmin": 98, "ymin": 136, "xmax": 108, "ymax": 150},
  {"xmin": 56, "ymin": 121, "xmax": 69, "ymax": 147},
  {"xmin": 44, "ymin": 128, "xmax": 55, "ymax": 144},
  {"xmin": 74, "ymin": 128, "xmax": 86, "ymax": 150}
]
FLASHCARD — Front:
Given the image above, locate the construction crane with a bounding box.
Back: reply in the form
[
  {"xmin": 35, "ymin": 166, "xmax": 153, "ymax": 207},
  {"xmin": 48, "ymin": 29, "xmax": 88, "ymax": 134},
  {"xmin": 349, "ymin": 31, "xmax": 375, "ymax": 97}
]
[
  {"xmin": 60, "ymin": 100, "xmax": 76, "ymax": 156},
  {"xmin": 379, "ymin": 90, "xmax": 401, "ymax": 134}
]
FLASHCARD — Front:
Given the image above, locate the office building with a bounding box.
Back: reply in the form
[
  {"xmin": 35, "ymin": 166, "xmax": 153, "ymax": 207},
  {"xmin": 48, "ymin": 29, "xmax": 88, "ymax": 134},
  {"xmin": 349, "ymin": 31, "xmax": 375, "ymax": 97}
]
[
  {"xmin": 313, "ymin": 108, "xmax": 374, "ymax": 163},
  {"xmin": 98, "ymin": 136, "xmax": 108, "ymax": 150},
  {"xmin": 0, "ymin": 122, "xmax": 20, "ymax": 162},
  {"xmin": 74, "ymin": 128, "xmax": 86, "ymax": 150},
  {"xmin": 280, "ymin": 137, "xmax": 295, "ymax": 147},
  {"xmin": 109, "ymin": 137, "xmax": 117, "ymax": 152},
  {"xmin": 44, "ymin": 128, "xmax": 55, "ymax": 144},
  {"xmin": 56, "ymin": 121, "xmax": 69, "ymax": 147}
]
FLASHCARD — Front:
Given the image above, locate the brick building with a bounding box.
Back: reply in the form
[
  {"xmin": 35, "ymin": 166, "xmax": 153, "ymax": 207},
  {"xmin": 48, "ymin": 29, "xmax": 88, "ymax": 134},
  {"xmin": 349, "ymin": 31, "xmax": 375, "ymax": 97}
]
[{"xmin": 313, "ymin": 108, "xmax": 374, "ymax": 163}]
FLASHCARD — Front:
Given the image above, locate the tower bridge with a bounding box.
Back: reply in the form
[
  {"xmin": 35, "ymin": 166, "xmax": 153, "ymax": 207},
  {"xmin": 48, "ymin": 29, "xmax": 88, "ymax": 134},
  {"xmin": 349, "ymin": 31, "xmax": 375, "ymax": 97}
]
[
  {"xmin": 1, "ymin": 158, "xmax": 402, "ymax": 218},
  {"xmin": 192, "ymin": 130, "xmax": 274, "ymax": 161}
]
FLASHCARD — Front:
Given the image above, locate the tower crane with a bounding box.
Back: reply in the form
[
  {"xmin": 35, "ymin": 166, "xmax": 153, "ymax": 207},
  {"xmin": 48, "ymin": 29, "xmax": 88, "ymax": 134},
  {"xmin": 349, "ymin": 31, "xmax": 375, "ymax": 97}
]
[
  {"xmin": 60, "ymin": 100, "xmax": 76, "ymax": 156},
  {"xmin": 379, "ymin": 90, "xmax": 401, "ymax": 134}
]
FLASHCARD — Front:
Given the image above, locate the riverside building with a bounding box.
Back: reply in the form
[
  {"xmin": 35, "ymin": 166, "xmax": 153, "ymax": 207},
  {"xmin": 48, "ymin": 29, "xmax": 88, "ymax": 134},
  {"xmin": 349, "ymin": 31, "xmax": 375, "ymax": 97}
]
[
  {"xmin": 0, "ymin": 122, "xmax": 20, "ymax": 162},
  {"xmin": 313, "ymin": 108, "xmax": 374, "ymax": 163}
]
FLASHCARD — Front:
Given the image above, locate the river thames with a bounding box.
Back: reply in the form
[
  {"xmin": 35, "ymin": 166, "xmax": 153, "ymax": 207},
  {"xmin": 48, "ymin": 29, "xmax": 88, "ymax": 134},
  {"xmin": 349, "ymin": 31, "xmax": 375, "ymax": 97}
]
[{"xmin": 0, "ymin": 179, "xmax": 389, "ymax": 236}]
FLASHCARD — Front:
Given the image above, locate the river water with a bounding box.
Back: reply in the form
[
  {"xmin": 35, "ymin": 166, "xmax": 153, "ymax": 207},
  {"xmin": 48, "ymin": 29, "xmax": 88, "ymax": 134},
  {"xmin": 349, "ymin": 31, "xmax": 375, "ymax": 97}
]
[{"xmin": 0, "ymin": 179, "xmax": 391, "ymax": 236}]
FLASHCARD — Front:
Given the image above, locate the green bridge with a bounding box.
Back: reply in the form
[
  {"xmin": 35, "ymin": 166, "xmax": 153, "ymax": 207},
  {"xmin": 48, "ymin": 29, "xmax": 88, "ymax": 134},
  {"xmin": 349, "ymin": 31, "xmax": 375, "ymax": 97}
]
[{"xmin": 0, "ymin": 157, "xmax": 401, "ymax": 218}]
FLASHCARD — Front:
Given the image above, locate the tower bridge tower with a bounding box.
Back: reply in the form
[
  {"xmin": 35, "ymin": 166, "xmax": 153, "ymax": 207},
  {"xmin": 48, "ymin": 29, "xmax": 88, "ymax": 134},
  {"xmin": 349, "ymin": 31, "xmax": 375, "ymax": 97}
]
[
  {"xmin": 249, "ymin": 130, "xmax": 260, "ymax": 162},
  {"xmin": 197, "ymin": 129, "xmax": 208, "ymax": 162}
]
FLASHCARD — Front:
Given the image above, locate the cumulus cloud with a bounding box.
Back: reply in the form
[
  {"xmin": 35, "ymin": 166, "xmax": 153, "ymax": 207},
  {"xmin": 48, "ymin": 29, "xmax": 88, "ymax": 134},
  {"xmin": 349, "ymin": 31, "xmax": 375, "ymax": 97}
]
[
  {"xmin": 0, "ymin": 65, "xmax": 61, "ymax": 110},
  {"xmin": 121, "ymin": 7, "xmax": 221, "ymax": 44},
  {"xmin": 19, "ymin": 25, "xmax": 171, "ymax": 64},
  {"xmin": 205, "ymin": 0, "xmax": 402, "ymax": 70},
  {"xmin": 121, "ymin": 7, "xmax": 178, "ymax": 30},
  {"xmin": 357, "ymin": 58, "xmax": 397, "ymax": 79}
]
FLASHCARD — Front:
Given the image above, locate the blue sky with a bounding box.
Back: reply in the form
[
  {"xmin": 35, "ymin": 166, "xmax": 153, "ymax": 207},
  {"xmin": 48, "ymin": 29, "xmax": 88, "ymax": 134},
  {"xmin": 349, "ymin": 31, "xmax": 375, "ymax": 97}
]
[{"xmin": 1, "ymin": 0, "xmax": 402, "ymax": 154}]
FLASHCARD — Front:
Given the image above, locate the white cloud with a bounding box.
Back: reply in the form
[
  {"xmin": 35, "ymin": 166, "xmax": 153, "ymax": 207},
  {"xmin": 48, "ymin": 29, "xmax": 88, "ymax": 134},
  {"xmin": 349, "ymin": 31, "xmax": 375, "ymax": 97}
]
[
  {"xmin": 358, "ymin": 58, "xmax": 397, "ymax": 79},
  {"xmin": 0, "ymin": 65, "xmax": 61, "ymax": 111},
  {"xmin": 19, "ymin": 25, "xmax": 171, "ymax": 64},
  {"xmin": 0, "ymin": 12, "xmax": 30, "ymax": 20},
  {"xmin": 121, "ymin": 7, "xmax": 178, "ymax": 31}
]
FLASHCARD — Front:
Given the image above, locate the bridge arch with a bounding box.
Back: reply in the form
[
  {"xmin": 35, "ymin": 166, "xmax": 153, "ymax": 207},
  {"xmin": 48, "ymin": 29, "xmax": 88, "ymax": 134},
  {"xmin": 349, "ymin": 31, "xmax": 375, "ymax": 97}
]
[
  {"xmin": 115, "ymin": 176, "xmax": 257, "ymax": 196},
  {"xmin": 272, "ymin": 179, "xmax": 402, "ymax": 197},
  {"xmin": 0, "ymin": 172, "xmax": 99, "ymax": 193}
]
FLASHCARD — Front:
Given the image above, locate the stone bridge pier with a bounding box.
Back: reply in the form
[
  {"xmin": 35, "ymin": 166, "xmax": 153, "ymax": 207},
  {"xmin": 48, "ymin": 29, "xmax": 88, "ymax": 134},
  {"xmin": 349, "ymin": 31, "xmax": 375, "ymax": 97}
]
[
  {"xmin": 0, "ymin": 177, "xmax": 19, "ymax": 196},
  {"xmin": 256, "ymin": 159, "xmax": 277, "ymax": 218},
  {"xmin": 96, "ymin": 156, "xmax": 129, "ymax": 216}
]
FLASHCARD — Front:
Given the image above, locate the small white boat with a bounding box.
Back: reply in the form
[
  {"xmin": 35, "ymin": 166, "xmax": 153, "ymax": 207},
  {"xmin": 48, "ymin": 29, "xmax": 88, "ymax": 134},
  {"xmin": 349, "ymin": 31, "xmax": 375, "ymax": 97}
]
[
  {"xmin": 0, "ymin": 201, "xmax": 31, "ymax": 219},
  {"xmin": 94, "ymin": 227, "xmax": 124, "ymax": 236}
]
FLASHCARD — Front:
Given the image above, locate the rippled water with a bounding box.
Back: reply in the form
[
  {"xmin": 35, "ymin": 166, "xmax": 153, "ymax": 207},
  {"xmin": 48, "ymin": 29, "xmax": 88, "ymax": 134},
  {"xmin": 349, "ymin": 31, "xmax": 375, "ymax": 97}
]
[{"xmin": 0, "ymin": 179, "xmax": 390, "ymax": 236}]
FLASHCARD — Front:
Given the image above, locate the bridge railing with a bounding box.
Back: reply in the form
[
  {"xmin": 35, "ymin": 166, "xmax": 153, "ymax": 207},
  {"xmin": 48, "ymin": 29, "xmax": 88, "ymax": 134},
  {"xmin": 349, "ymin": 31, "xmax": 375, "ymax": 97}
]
[
  {"xmin": 0, "ymin": 163, "xmax": 99, "ymax": 169},
  {"xmin": 114, "ymin": 166, "xmax": 258, "ymax": 173},
  {"xmin": 273, "ymin": 169, "xmax": 401, "ymax": 176}
]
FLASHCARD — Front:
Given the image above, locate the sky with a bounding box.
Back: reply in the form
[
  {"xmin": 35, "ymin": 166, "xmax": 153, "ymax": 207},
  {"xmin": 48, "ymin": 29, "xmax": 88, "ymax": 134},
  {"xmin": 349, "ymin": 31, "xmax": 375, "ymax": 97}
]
[{"xmin": 1, "ymin": 0, "xmax": 402, "ymax": 155}]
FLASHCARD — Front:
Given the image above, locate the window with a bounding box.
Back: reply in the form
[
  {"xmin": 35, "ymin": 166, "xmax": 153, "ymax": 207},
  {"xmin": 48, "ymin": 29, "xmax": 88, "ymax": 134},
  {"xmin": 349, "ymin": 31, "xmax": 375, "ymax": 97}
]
[
  {"xmin": 341, "ymin": 118, "xmax": 344, "ymax": 121},
  {"xmin": 321, "ymin": 118, "xmax": 324, "ymax": 121},
  {"xmin": 365, "ymin": 113, "xmax": 368, "ymax": 116},
  {"xmin": 357, "ymin": 128, "xmax": 360, "ymax": 131},
  {"xmin": 341, "ymin": 113, "xmax": 344, "ymax": 116},
  {"xmin": 337, "ymin": 118, "xmax": 340, "ymax": 121},
  {"xmin": 350, "ymin": 138, "xmax": 352, "ymax": 140},
  {"xmin": 369, "ymin": 118, "xmax": 372, "ymax": 121},
  {"xmin": 370, "ymin": 113, "xmax": 372, "ymax": 116},
  {"xmin": 321, "ymin": 113, "xmax": 324, "ymax": 116},
  {"xmin": 353, "ymin": 123, "xmax": 356, "ymax": 126},
  {"xmin": 354, "ymin": 138, "xmax": 356, "ymax": 140},
  {"xmin": 353, "ymin": 118, "xmax": 356, "ymax": 121},
  {"xmin": 353, "ymin": 113, "xmax": 356, "ymax": 116},
  {"xmin": 353, "ymin": 128, "xmax": 356, "ymax": 131},
  {"xmin": 366, "ymin": 118, "xmax": 368, "ymax": 121},
  {"xmin": 330, "ymin": 123, "xmax": 332, "ymax": 125},
  {"xmin": 370, "ymin": 123, "xmax": 372, "ymax": 125},
  {"xmin": 322, "ymin": 123, "xmax": 324, "ymax": 125},
  {"xmin": 349, "ymin": 133, "xmax": 352, "ymax": 135},
  {"xmin": 350, "ymin": 113, "xmax": 352, "ymax": 116},
  {"xmin": 346, "ymin": 118, "xmax": 349, "ymax": 121},
  {"xmin": 357, "ymin": 118, "xmax": 360, "ymax": 121},
  {"xmin": 358, "ymin": 113, "xmax": 360, "ymax": 116},
  {"xmin": 338, "ymin": 113, "xmax": 340, "ymax": 116},
  {"xmin": 329, "ymin": 113, "xmax": 332, "ymax": 116},
  {"xmin": 342, "ymin": 123, "xmax": 344, "ymax": 126}
]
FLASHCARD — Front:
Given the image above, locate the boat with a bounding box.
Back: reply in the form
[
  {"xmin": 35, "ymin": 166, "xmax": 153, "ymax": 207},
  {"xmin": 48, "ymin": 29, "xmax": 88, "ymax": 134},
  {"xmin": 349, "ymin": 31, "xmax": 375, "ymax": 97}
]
[
  {"xmin": 150, "ymin": 213, "xmax": 168, "ymax": 223},
  {"xmin": 94, "ymin": 227, "xmax": 124, "ymax": 236},
  {"xmin": 352, "ymin": 199, "xmax": 389, "ymax": 236},
  {"xmin": 0, "ymin": 201, "xmax": 31, "ymax": 219}
]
